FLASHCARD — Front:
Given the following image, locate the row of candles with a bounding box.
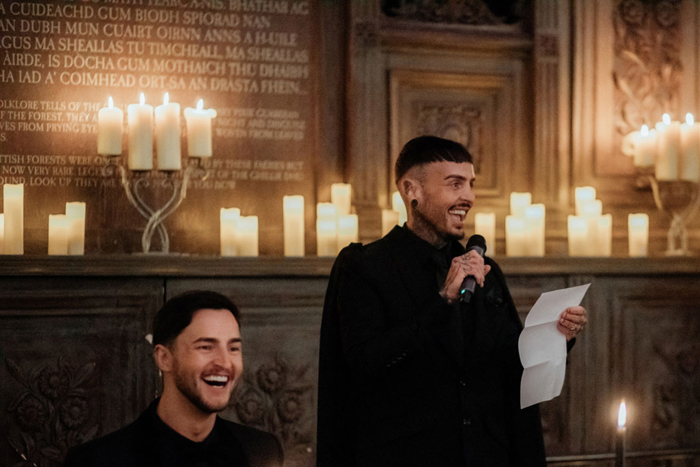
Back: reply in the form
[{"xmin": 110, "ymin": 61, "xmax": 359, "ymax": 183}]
[
  {"xmin": 623, "ymin": 113, "xmax": 700, "ymax": 181},
  {"xmin": 97, "ymin": 94, "xmax": 217, "ymax": 167},
  {"xmin": 0, "ymin": 184, "xmax": 85, "ymax": 255}
]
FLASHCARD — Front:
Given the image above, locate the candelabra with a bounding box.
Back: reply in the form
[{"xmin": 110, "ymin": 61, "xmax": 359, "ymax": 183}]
[
  {"xmin": 648, "ymin": 176, "xmax": 700, "ymax": 256},
  {"xmin": 103, "ymin": 157, "xmax": 207, "ymax": 253}
]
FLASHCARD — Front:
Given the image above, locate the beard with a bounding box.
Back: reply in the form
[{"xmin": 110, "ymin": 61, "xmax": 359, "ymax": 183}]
[
  {"xmin": 413, "ymin": 201, "xmax": 465, "ymax": 242},
  {"xmin": 172, "ymin": 365, "xmax": 231, "ymax": 414}
]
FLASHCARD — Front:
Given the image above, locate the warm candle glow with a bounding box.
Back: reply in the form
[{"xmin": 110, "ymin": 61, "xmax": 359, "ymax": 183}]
[
  {"xmin": 337, "ymin": 214, "xmax": 358, "ymax": 250},
  {"xmin": 317, "ymin": 203, "xmax": 338, "ymax": 219},
  {"xmin": 574, "ymin": 187, "xmax": 596, "ymax": 216},
  {"xmin": 66, "ymin": 202, "xmax": 86, "ymax": 255},
  {"xmin": 140, "ymin": 93, "xmax": 145, "ymax": 105},
  {"xmin": 163, "ymin": 92, "xmax": 169, "ymax": 105},
  {"xmin": 98, "ymin": 96, "xmax": 124, "ymax": 156},
  {"xmin": 184, "ymin": 100, "xmax": 217, "ymax": 157},
  {"xmin": 237, "ymin": 216, "xmax": 258, "ymax": 256},
  {"xmin": 220, "ymin": 208, "xmax": 240, "ymax": 257},
  {"xmin": 0, "ymin": 214, "xmax": 4, "ymax": 254},
  {"xmin": 663, "ymin": 113, "xmax": 671, "ymax": 125},
  {"xmin": 510, "ymin": 192, "xmax": 531, "ymax": 217},
  {"xmin": 197, "ymin": 99, "xmax": 203, "ymax": 111},
  {"xmin": 474, "ymin": 212, "xmax": 496, "ymax": 255},
  {"xmin": 505, "ymin": 216, "xmax": 527, "ymax": 257},
  {"xmin": 283, "ymin": 195, "xmax": 305, "ymax": 256},
  {"xmin": 317, "ymin": 219, "xmax": 337, "ymax": 256},
  {"xmin": 48, "ymin": 214, "xmax": 69, "ymax": 256},
  {"xmin": 687, "ymin": 113, "xmax": 694, "ymax": 126},
  {"xmin": 331, "ymin": 183, "xmax": 352, "ymax": 216},
  {"xmin": 155, "ymin": 92, "xmax": 181, "ymax": 170},
  {"xmin": 3, "ymin": 184, "xmax": 24, "ymax": 254},
  {"xmin": 618, "ymin": 401, "xmax": 627, "ymax": 429},
  {"xmin": 108, "ymin": 96, "xmax": 114, "ymax": 108},
  {"xmin": 641, "ymin": 124, "xmax": 649, "ymax": 136},
  {"xmin": 628, "ymin": 213, "xmax": 649, "ymax": 257},
  {"xmin": 382, "ymin": 209, "xmax": 399, "ymax": 236},
  {"xmin": 392, "ymin": 191, "xmax": 407, "ymax": 226},
  {"xmin": 127, "ymin": 94, "xmax": 154, "ymax": 170}
]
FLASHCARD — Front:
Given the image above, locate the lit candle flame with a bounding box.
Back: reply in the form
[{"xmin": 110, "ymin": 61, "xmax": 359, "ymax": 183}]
[
  {"xmin": 687, "ymin": 113, "xmax": 695, "ymax": 126},
  {"xmin": 108, "ymin": 96, "xmax": 114, "ymax": 108},
  {"xmin": 163, "ymin": 92, "xmax": 169, "ymax": 105},
  {"xmin": 197, "ymin": 99, "xmax": 203, "ymax": 111},
  {"xmin": 618, "ymin": 401, "xmax": 627, "ymax": 428},
  {"xmin": 663, "ymin": 113, "xmax": 671, "ymax": 125},
  {"xmin": 641, "ymin": 124, "xmax": 649, "ymax": 136}
]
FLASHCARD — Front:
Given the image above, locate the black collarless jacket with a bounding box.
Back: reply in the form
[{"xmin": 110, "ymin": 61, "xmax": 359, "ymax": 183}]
[{"xmin": 317, "ymin": 226, "xmax": 547, "ymax": 467}]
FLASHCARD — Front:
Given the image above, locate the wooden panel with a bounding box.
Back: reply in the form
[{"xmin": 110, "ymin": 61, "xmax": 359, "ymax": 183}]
[{"xmin": 0, "ymin": 278, "xmax": 162, "ymax": 467}]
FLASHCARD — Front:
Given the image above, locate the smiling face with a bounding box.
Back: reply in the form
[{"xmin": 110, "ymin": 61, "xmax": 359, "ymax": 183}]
[
  {"xmin": 161, "ymin": 308, "xmax": 243, "ymax": 415},
  {"xmin": 404, "ymin": 161, "xmax": 476, "ymax": 245}
]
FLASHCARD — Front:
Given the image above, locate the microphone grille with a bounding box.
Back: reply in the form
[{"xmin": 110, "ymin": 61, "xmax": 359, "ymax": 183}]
[{"xmin": 466, "ymin": 234, "xmax": 486, "ymax": 253}]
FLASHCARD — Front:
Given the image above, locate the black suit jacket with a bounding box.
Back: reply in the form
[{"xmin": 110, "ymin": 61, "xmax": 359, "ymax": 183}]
[
  {"xmin": 63, "ymin": 399, "xmax": 283, "ymax": 467},
  {"xmin": 317, "ymin": 226, "xmax": 547, "ymax": 467}
]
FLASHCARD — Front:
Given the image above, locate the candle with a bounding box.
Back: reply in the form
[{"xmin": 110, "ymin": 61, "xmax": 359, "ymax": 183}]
[
  {"xmin": 525, "ymin": 204, "xmax": 545, "ymax": 257},
  {"xmin": 317, "ymin": 202, "xmax": 338, "ymax": 220},
  {"xmin": 580, "ymin": 200, "xmax": 602, "ymax": 255},
  {"xmin": 615, "ymin": 401, "xmax": 627, "ymax": 467},
  {"xmin": 337, "ymin": 214, "xmax": 358, "ymax": 250},
  {"xmin": 283, "ymin": 195, "xmax": 305, "ymax": 256},
  {"xmin": 392, "ymin": 191, "xmax": 407, "ymax": 226},
  {"xmin": 574, "ymin": 187, "xmax": 596, "ymax": 216},
  {"xmin": 127, "ymin": 93, "xmax": 154, "ymax": 170},
  {"xmin": 155, "ymin": 92, "xmax": 181, "ymax": 171},
  {"xmin": 184, "ymin": 99, "xmax": 217, "ymax": 158},
  {"xmin": 510, "ymin": 192, "xmax": 531, "ymax": 217},
  {"xmin": 237, "ymin": 216, "xmax": 258, "ymax": 256},
  {"xmin": 598, "ymin": 214, "xmax": 612, "ymax": 257},
  {"xmin": 331, "ymin": 183, "xmax": 352, "ymax": 216},
  {"xmin": 220, "ymin": 208, "xmax": 240, "ymax": 256},
  {"xmin": 66, "ymin": 202, "xmax": 86, "ymax": 255},
  {"xmin": 98, "ymin": 96, "xmax": 123, "ymax": 155},
  {"xmin": 628, "ymin": 213, "xmax": 649, "ymax": 257},
  {"xmin": 3, "ymin": 184, "xmax": 23, "ymax": 254},
  {"xmin": 0, "ymin": 214, "xmax": 4, "ymax": 254},
  {"xmin": 655, "ymin": 113, "xmax": 680, "ymax": 180},
  {"xmin": 48, "ymin": 214, "xmax": 69, "ymax": 255},
  {"xmin": 474, "ymin": 212, "xmax": 496, "ymax": 255},
  {"xmin": 505, "ymin": 216, "xmax": 527, "ymax": 257},
  {"xmin": 382, "ymin": 209, "xmax": 399, "ymax": 236},
  {"xmin": 316, "ymin": 219, "xmax": 337, "ymax": 256},
  {"xmin": 680, "ymin": 113, "xmax": 700, "ymax": 182},
  {"xmin": 567, "ymin": 215, "xmax": 588, "ymax": 257},
  {"xmin": 635, "ymin": 125, "xmax": 657, "ymax": 167}
]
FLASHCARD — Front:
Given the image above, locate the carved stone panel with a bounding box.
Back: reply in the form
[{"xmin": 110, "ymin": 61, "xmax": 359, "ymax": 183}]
[
  {"xmin": 166, "ymin": 278, "xmax": 325, "ymax": 467},
  {"xmin": 0, "ymin": 278, "xmax": 162, "ymax": 467}
]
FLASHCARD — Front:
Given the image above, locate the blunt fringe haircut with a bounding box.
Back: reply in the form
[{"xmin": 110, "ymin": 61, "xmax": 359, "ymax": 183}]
[
  {"xmin": 395, "ymin": 135, "xmax": 473, "ymax": 183},
  {"xmin": 152, "ymin": 290, "xmax": 240, "ymax": 347}
]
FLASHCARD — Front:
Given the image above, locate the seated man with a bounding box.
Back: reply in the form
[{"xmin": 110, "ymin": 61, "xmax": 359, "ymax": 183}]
[{"xmin": 64, "ymin": 290, "xmax": 283, "ymax": 467}]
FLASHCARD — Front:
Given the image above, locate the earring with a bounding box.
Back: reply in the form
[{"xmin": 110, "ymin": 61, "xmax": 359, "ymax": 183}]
[{"xmin": 411, "ymin": 199, "xmax": 418, "ymax": 209}]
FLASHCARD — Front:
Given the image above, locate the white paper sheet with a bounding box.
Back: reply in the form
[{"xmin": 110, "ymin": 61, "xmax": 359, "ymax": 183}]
[{"xmin": 519, "ymin": 283, "xmax": 590, "ymax": 408}]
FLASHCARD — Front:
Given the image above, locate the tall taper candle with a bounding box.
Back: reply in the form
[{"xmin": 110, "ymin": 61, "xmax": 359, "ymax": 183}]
[
  {"xmin": 66, "ymin": 202, "xmax": 86, "ymax": 255},
  {"xmin": 155, "ymin": 92, "xmax": 181, "ymax": 171},
  {"xmin": 127, "ymin": 93, "xmax": 154, "ymax": 170},
  {"xmin": 3, "ymin": 184, "xmax": 23, "ymax": 254},
  {"xmin": 98, "ymin": 97, "xmax": 123, "ymax": 155},
  {"xmin": 283, "ymin": 195, "xmax": 305, "ymax": 256},
  {"xmin": 615, "ymin": 401, "xmax": 627, "ymax": 467}
]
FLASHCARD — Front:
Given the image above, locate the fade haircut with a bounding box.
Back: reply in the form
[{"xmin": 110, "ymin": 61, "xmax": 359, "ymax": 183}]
[
  {"xmin": 152, "ymin": 290, "xmax": 240, "ymax": 347},
  {"xmin": 395, "ymin": 135, "xmax": 473, "ymax": 183}
]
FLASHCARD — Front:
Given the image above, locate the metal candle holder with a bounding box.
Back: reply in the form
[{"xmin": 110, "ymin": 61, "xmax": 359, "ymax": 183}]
[
  {"xmin": 648, "ymin": 176, "xmax": 700, "ymax": 256},
  {"xmin": 103, "ymin": 157, "xmax": 207, "ymax": 253}
]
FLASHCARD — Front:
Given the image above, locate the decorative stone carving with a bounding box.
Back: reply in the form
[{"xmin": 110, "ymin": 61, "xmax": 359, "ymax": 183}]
[
  {"xmin": 231, "ymin": 354, "xmax": 314, "ymax": 461},
  {"xmin": 382, "ymin": 0, "xmax": 523, "ymax": 25},
  {"xmin": 415, "ymin": 103, "xmax": 483, "ymax": 171},
  {"xmin": 5, "ymin": 358, "xmax": 98, "ymax": 466},
  {"xmin": 612, "ymin": 0, "xmax": 683, "ymax": 136}
]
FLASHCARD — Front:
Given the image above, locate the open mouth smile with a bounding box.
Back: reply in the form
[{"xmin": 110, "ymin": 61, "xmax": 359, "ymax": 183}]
[
  {"xmin": 202, "ymin": 375, "xmax": 230, "ymax": 388},
  {"xmin": 448, "ymin": 209, "xmax": 467, "ymax": 222}
]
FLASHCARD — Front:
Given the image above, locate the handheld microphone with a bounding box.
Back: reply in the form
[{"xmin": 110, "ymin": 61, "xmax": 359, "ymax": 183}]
[{"xmin": 460, "ymin": 234, "xmax": 486, "ymax": 303}]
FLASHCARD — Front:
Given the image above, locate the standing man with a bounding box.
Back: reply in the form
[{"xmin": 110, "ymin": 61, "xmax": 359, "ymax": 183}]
[
  {"xmin": 65, "ymin": 290, "xmax": 284, "ymax": 467},
  {"xmin": 317, "ymin": 136, "xmax": 587, "ymax": 466}
]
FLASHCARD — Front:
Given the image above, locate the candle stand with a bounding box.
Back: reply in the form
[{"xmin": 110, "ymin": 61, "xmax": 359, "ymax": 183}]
[
  {"xmin": 103, "ymin": 157, "xmax": 207, "ymax": 253},
  {"xmin": 648, "ymin": 176, "xmax": 700, "ymax": 256}
]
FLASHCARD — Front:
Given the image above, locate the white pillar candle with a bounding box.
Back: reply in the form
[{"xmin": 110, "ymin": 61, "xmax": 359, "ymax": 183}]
[
  {"xmin": 337, "ymin": 214, "xmax": 358, "ymax": 251},
  {"xmin": 567, "ymin": 215, "xmax": 588, "ymax": 257},
  {"xmin": 635, "ymin": 125, "xmax": 657, "ymax": 167},
  {"xmin": 382, "ymin": 209, "xmax": 399, "ymax": 237},
  {"xmin": 155, "ymin": 92, "xmax": 181, "ymax": 171},
  {"xmin": 98, "ymin": 96, "xmax": 123, "ymax": 156},
  {"xmin": 655, "ymin": 113, "xmax": 680, "ymax": 180},
  {"xmin": 316, "ymin": 219, "xmax": 337, "ymax": 256},
  {"xmin": 680, "ymin": 113, "xmax": 700, "ymax": 182},
  {"xmin": 525, "ymin": 204, "xmax": 545, "ymax": 257},
  {"xmin": 510, "ymin": 192, "xmax": 531, "ymax": 217},
  {"xmin": 574, "ymin": 186, "xmax": 596, "ymax": 216},
  {"xmin": 66, "ymin": 202, "xmax": 86, "ymax": 255},
  {"xmin": 283, "ymin": 195, "xmax": 305, "ymax": 256},
  {"xmin": 220, "ymin": 208, "xmax": 240, "ymax": 257},
  {"xmin": 331, "ymin": 183, "xmax": 352, "ymax": 216},
  {"xmin": 392, "ymin": 191, "xmax": 407, "ymax": 226},
  {"xmin": 628, "ymin": 213, "xmax": 649, "ymax": 257},
  {"xmin": 48, "ymin": 214, "xmax": 69, "ymax": 255},
  {"xmin": 317, "ymin": 202, "xmax": 338, "ymax": 220},
  {"xmin": 474, "ymin": 212, "xmax": 496, "ymax": 255},
  {"xmin": 236, "ymin": 216, "xmax": 258, "ymax": 256},
  {"xmin": 127, "ymin": 93, "xmax": 154, "ymax": 170},
  {"xmin": 579, "ymin": 200, "xmax": 602, "ymax": 254},
  {"xmin": 505, "ymin": 215, "xmax": 527, "ymax": 257},
  {"xmin": 184, "ymin": 99, "xmax": 217, "ymax": 158},
  {"xmin": 3, "ymin": 184, "xmax": 23, "ymax": 254},
  {"xmin": 0, "ymin": 214, "xmax": 4, "ymax": 254},
  {"xmin": 598, "ymin": 214, "xmax": 612, "ymax": 257}
]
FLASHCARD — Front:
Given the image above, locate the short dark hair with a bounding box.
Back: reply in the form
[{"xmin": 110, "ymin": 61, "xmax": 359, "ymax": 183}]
[
  {"xmin": 395, "ymin": 135, "xmax": 473, "ymax": 183},
  {"xmin": 152, "ymin": 290, "xmax": 240, "ymax": 347}
]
